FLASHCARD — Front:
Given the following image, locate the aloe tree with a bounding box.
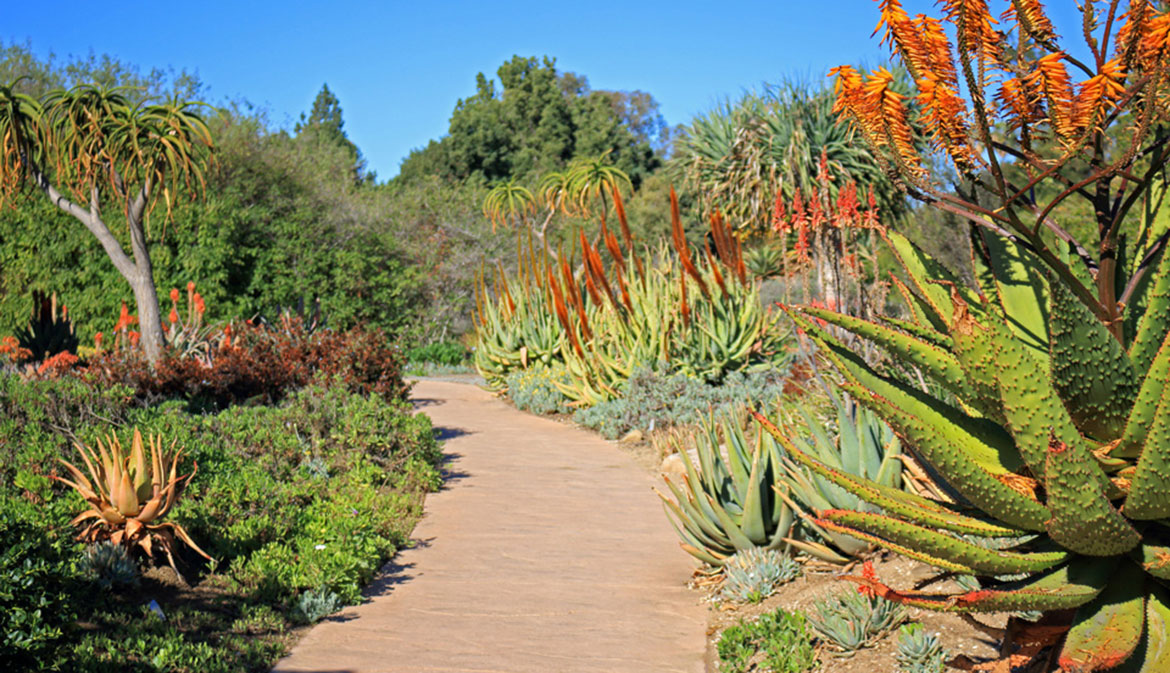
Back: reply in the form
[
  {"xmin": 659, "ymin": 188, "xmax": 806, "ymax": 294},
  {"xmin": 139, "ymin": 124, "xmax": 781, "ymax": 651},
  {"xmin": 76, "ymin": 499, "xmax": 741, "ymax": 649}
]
[
  {"xmin": 0, "ymin": 82, "xmax": 212, "ymax": 364},
  {"xmin": 564, "ymin": 152, "xmax": 632, "ymax": 224}
]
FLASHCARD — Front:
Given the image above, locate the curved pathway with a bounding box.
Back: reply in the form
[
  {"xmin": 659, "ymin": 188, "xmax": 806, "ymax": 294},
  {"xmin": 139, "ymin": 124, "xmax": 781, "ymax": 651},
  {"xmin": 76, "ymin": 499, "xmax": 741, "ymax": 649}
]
[{"xmin": 273, "ymin": 379, "xmax": 708, "ymax": 673}]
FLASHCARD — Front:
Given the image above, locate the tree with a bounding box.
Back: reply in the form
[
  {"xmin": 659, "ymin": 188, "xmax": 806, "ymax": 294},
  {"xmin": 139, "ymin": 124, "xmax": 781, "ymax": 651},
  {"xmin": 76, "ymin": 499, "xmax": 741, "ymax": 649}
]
[
  {"xmin": 295, "ymin": 83, "xmax": 367, "ymax": 182},
  {"xmin": 0, "ymin": 82, "xmax": 213, "ymax": 363},
  {"xmin": 395, "ymin": 55, "xmax": 666, "ymax": 186},
  {"xmin": 830, "ymin": 0, "xmax": 1170, "ymax": 339}
]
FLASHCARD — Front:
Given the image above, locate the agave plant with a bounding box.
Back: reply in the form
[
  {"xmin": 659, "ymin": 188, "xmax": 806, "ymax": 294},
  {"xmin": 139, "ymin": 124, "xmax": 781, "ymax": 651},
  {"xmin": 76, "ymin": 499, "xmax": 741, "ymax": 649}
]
[
  {"xmin": 773, "ymin": 389, "xmax": 905, "ymax": 563},
  {"xmin": 756, "ymin": 226, "xmax": 1170, "ymax": 671},
  {"xmin": 53, "ymin": 428, "xmax": 211, "ymax": 573},
  {"xmin": 657, "ymin": 410, "xmax": 794, "ymax": 567},
  {"xmin": 15, "ymin": 291, "xmax": 78, "ymax": 362}
]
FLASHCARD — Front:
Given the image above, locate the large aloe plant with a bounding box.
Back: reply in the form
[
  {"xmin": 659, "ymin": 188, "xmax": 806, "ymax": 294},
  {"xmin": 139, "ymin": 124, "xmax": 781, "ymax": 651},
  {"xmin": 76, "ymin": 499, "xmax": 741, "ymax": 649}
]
[{"xmin": 759, "ymin": 225, "xmax": 1170, "ymax": 671}]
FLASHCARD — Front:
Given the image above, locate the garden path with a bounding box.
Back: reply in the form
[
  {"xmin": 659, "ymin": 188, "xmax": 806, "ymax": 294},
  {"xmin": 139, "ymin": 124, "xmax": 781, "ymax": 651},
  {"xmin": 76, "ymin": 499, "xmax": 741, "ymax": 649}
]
[{"xmin": 272, "ymin": 379, "xmax": 709, "ymax": 673}]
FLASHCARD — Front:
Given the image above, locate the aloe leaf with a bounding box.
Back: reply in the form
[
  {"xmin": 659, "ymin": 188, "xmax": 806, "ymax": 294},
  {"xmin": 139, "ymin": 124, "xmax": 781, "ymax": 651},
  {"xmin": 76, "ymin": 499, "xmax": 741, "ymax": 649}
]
[
  {"xmin": 705, "ymin": 493, "xmax": 757, "ymax": 550},
  {"xmin": 784, "ymin": 537, "xmax": 853, "ymax": 564},
  {"xmin": 1127, "ymin": 240, "xmax": 1170, "ymax": 372},
  {"xmin": 1136, "ymin": 585, "xmax": 1170, "ymax": 673},
  {"xmin": 753, "ymin": 410, "xmax": 1025, "ymax": 538},
  {"xmin": 892, "ymin": 274, "xmax": 947, "ymax": 333},
  {"xmin": 1045, "ymin": 435, "xmax": 1140, "ymax": 556},
  {"xmin": 848, "ymin": 385, "xmax": 1050, "ymax": 531},
  {"xmin": 819, "ymin": 509, "xmax": 1068, "ymax": 575},
  {"xmin": 875, "ymin": 314, "xmax": 952, "ymax": 348},
  {"xmin": 945, "ymin": 297, "xmax": 1008, "ymax": 423},
  {"xmin": 1049, "ymin": 273, "xmax": 1139, "ymax": 441},
  {"xmin": 1138, "ymin": 543, "xmax": 1170, "ymax": 581},
  {"xmin": 845, "ymin": 557, "xmax": 1111, "ymax": 614},
  {"xmin": 739, "ymin": 441, "xmax": 767, "ymax": 543},
  {"xmin": 978, "ymin": 228, "xmax": 1050, "ymax": 352},
  {"xmin": 797, "ymin": 304, "xmax": 973, "ymax": 400},
  {"xmin": 1123, "ymin": 381, "xmax": 1170, "ymax": 520},
  {"xmin": 1058, "ymin": 562, "xmax": 1146, "ymax": 673},
  {"xmin": 884, "ymin": 230, "xmax": 977, "ymax": 328},
  {"xmin": 1119, "ymin": 331, "xmax": 1170, "ymax": 458}
]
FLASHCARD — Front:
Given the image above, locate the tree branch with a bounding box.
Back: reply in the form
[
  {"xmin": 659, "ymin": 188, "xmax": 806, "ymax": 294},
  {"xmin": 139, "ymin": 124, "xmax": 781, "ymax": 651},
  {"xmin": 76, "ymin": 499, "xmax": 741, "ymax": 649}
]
[{"xmin": 33, "ymin": 168, "xmax": 137, "ymax": 280}]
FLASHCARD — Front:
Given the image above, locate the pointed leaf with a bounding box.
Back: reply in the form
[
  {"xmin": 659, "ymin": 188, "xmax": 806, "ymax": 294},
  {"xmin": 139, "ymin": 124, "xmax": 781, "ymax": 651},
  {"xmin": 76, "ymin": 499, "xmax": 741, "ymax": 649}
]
[
  {"xmin": 1124, "ymin": 380, "xmax": 1170, "ymax": 519},
  {"xmin": 1049, "ymin": 274, "xmax": 1139, "ymax": 441},
  {"xmin": 1059, "ymin": 562, "xmax": 1146, "ymax": 672},
  {"xmin": 819, "ymin": 509, "xmax": 1067, "ymax": 575},
  {"xmin": 1119, "ymin": 331, "xmax": 1170, "ymax": 458},
  {"xmin": 978, "ymin": 228, "xmax": 1050, "ymax": 351},
  {"xmin": 1045, "ymin": 435, "xmax": 1140, "ymax": 555},
  {"xmin": 1127, "ymin": 240, "xmax": 1170, "ymax": 373}
]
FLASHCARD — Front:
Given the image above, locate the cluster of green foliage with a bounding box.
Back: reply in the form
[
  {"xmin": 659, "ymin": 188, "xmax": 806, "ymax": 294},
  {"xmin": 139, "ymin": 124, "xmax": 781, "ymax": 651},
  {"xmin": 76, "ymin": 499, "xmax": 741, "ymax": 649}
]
[
  {"xmin": 716, "ymin": 608, "xmax": 817, "ymax": 673},
  {"xmin": 397, "ymin": 55, "xmax": 670, "ymax": 188},
  {"xmin": 570, "ymin": 367, "xmax": 791, "ymax": 439},
  {"xmin": 0, "ymin": 372, "xmax": 441, "ymax": 671}
]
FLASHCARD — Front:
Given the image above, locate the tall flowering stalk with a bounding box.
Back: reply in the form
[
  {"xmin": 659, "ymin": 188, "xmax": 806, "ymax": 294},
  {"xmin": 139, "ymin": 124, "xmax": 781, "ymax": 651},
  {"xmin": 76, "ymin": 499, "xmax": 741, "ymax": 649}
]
[{"xmin": 832, "ymin": 0, "xmax": 1170, "ymax": 341}]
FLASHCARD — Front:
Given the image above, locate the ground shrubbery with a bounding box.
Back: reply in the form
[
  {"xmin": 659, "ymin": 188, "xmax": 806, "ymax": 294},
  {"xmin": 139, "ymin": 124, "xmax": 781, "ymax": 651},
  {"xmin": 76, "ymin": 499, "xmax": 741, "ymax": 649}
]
[{"xmin": 0, "ymin": 366, "xmax": 440, "ymax": 672}]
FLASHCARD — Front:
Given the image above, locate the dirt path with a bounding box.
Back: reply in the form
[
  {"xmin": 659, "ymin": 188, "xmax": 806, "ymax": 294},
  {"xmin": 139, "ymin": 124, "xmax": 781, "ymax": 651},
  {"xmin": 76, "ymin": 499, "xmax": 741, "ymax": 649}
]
[{"xmin": 273, "ymin": 380, "xmax": 708, "ymax": 673}]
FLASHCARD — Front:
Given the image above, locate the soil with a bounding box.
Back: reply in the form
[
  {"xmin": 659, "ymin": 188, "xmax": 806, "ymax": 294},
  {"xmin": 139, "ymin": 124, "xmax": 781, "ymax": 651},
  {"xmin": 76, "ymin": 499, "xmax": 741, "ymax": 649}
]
[{"xmin": 698, "ymin": 553, "xmax": 1004, "ymax": 672}]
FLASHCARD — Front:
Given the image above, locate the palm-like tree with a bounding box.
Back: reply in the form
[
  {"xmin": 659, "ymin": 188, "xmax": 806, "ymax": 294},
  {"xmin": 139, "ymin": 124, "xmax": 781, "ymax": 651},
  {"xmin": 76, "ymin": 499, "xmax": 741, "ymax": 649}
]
[
  {"xmin": 0, "ymin": 82, "xmax": 213, "ymax": 363},
  {"xmin": 678, "ymin": 80, "xmax": 902, "ymax": 233},
  {"xmin": 563, "ymin": 152, "xmax": 632, "ymax": 224},
  {"xmin": 482, "ymin": 179, "xmax": 536, "ymax": 232}
]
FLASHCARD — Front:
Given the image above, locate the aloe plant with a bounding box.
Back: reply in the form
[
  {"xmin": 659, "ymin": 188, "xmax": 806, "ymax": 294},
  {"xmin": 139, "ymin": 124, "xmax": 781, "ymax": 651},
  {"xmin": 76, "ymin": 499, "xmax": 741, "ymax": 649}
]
[
  {"xmin": 756, "ymin": 226, "xmax": 1170, "ymax": 671},
  {"xmin": 657, "ymin": 411, "xmax": 794, "ymax": 567}
]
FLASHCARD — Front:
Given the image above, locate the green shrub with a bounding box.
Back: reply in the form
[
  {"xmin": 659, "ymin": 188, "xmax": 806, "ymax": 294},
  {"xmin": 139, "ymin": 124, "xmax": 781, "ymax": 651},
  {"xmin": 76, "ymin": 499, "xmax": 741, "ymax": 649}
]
[
  {"xmin": 506, "ymin": 365, "xmax": 572, "ymax": 415},
  {"xmin": 0, "ymin": 499, "xmax": 79, "ymax": 671},
  {"xmin": 290, "ymin": 587, "xmax": 342, "ymax": 625},
  {"xmin": 573, "ymin": 367, "xmax": 790, "ymax": 439},
  {"xmin": 405, "ymin": 340, "xmax": 467, "ymax": 366},
  {"xmin": 716, "ymin": 608, "xmax": 817, "ymax": 673}
]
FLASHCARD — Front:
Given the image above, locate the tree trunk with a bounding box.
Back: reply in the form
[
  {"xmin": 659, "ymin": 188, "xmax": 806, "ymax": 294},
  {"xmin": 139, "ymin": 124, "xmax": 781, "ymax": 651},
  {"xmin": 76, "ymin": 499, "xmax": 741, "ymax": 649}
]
[
  {"xmin": 129, "ymin": 263, "xmax": 165, "ymax": 363},
  {"xmin": 38, "ymin": 176, "xmax": 166, "ymax": 365}
]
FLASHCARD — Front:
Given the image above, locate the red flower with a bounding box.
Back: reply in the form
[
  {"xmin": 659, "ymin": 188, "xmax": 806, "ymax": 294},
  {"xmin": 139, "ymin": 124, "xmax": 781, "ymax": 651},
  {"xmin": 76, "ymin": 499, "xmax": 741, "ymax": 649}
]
[
  {"xmin": 170, "ymin": 288, "xmax": 180, "ymax": 303},
  {"xmin": 129, "ymin": 331, "xmax": 140, "ymax": 347},
  {"xmin": 169, "ymin": 308, "xmax": 179, "ymax": 324},
  {"xmin": 857, "ymin": 560, "xmax": 879, "ymax": 597},
  {"xmin": 94, "ymin": 332, "xmax": 103, "ymax": 346},
  {"xmin": 187, "ymin": 281, "xmax": 196, "ymax": 293},
  {"xmin": 193, "ymin": 293, "xmax": 205, "ymax": 315}
]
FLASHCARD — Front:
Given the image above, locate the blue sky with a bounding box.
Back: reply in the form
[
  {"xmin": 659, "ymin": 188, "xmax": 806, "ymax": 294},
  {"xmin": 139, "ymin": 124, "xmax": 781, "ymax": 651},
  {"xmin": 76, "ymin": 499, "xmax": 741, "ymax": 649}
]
[{"xmin": 4, "ymin": 1, "xmax": 1089, "ymax": 179}]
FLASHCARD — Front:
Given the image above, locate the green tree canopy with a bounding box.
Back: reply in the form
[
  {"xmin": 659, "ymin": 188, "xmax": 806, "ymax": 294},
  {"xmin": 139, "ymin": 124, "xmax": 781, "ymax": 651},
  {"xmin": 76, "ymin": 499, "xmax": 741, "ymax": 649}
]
[
  {"xmin": 295, "ymin": 83, "xmax": 367, "ymax": 182},
  {"xmin": 396, "ymin": 55, "xmax": 668, "ymax": 188}
]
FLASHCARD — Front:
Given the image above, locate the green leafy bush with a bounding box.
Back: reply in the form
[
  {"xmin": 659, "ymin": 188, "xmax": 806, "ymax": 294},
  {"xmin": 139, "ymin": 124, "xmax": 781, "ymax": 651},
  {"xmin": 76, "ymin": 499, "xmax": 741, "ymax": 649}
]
[
  {"xmin": 406, "ymin": 340, "xmax": 467, "ymax": 366},
  {"xmin": 506, "ymin": 365, "xmax": 572, "ymax": 415},
  {"xmin": 0, "ymin": 370, "xmax": 441, "ymax": 672},
  {"xmin": 716, "ymin": 608, "xmax": 817, "ymax": 673},
  {"xmin": 0, "ymin": 499, "xmax": 79, "ymax": 670}
]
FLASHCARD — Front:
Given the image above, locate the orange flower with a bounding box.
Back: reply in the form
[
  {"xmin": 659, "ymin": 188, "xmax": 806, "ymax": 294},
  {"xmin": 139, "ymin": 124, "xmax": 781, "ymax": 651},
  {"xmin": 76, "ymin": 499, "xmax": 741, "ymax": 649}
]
[
  {"xmin": 37, "ymin": 351, "xmax": 78, "ymax": 376},
  {"xmin": 1027, "ymin": 52, "xmax": 1077, "ymax": 140},
  {"xmin": 169, "ymin": 308, "xmax": 179, "ymax": 324},
  {"xmin": 1001, "ymin": 0, "xmax": 1056, "ymax": 43},
  {"xmin": 187, "ymin": 281, "xmax": 196, "ymax": 293},
  {"xmin": 129, "ymin": 331, "xmax": 140, "ymax": 347},
  {"xmin": 94, "ymin": 332, "xmax": 103, "ymax": 346},
  {"xmin": 170, "ymin": 288, "xmax": 180, "ymax": 303},
  {"xmin": 193, "ymin": 293, "xmax": 205, "ymax": 315},
  {"xmin": 857, "ymin": 560, "xmax": 879, "ymax": 597}
]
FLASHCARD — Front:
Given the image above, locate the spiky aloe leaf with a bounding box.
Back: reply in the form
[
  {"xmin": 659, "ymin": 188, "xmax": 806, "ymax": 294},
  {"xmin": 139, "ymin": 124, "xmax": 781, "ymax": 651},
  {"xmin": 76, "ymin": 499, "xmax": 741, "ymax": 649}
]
[
  {"xmin": 977, "ymin": 304, "xmax": 1100, "ymax": 481},
  {"xmin": 1058, "ymin": 562, "xmax": 1146, "ymax": 672},
  {"xmin": 977, "ymin": 228, "xmax": 1050, "ymax": 352},
  {"xmin": 797, "ymin": 304, "xmax": 972, "ymax": 400},
  {"xmin": 818, "ymin": 509, "xmax": 1068, "ymax": 575},
  {"xmin": 1049, "ymin": 274, "xmax": 1139, "ymax": 441},
  {"xmin": 1127, "ymin": 241, "xmax": 1170, "ymax": 374},
  {"xmin": 947, "ymin": 297, "xmax": 1011, "ymax": 423},
  {"xmin": 1135, "ymin": 585, "xmax": 1170, "ymax": 673},
  {"xmin": 1119, "ymin": 332, "xmax": 1170, "ymax": 459},
  {"xmin": 892, "ymin": 274, "xmax": 947, "ymax": 333},
  {"xmin": 875, "ymin": 314, "xmax": 952, "ymax": 349},
  {"xmin": 885, "ymin": 230, "xmax": 979, "ymax": 328},
  {"xmin": 1123, "ymin": 380, "xmax": 1170, "ymax": 520},
  {"xmin": 845, "ymin": 385, "xmax": 1049, "ymax": 531},
  {"xmin": 845, "ymin": 557, "xmax": 1111, "ymax": 614},
  {"xmin": 1045, "ymin": 436, "xmax": 1140, "ymax": 556},
  {"xmin": 752, "ymin": 410, "xmax": 1024, "ymax": 538},
  {"xmin": 1139, "ymin": 544, "xmax": 1170, "ymax": 581}
]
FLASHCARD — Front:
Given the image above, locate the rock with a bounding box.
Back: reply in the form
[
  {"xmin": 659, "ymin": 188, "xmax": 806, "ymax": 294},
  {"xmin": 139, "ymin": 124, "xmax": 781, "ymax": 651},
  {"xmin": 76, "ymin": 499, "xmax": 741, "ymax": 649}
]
[
  {"xmin": 618, "ymin": 429, "xmax": 643, "ymax": 444},
  {"xmin": 660, "ymin": 449, "xmax": 700, "ymax": 480}
]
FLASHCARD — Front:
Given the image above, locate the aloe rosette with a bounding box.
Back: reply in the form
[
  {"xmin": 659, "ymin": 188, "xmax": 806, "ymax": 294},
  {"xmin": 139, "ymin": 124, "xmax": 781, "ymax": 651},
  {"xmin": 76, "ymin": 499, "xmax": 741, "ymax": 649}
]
[{"xmin": 756, "ymin": 229, "xmax": 1170, "ymax": 671}]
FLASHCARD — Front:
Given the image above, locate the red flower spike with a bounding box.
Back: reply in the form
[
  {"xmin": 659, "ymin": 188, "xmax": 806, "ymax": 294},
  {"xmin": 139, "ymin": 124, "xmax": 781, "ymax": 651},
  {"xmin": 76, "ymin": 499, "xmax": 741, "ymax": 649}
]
[{"xmin": 170, "ymin": 288, "xmax": 180, "ymax": 303}]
